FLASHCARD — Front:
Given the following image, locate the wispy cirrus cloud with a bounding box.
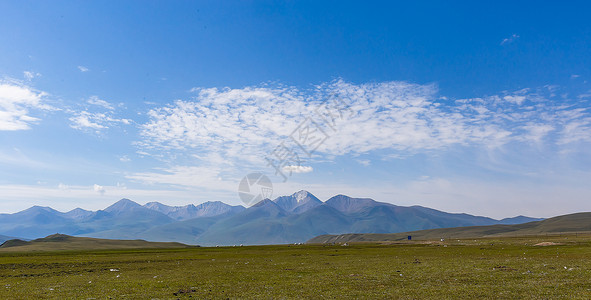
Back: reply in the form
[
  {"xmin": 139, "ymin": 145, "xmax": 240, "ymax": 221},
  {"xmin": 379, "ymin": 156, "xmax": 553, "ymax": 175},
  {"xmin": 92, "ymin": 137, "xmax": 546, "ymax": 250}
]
[
  {"xmin": 69, "ymin": 96, "xmax": 131, "ymax": 132},
  {"xmin": 87, "ymin": 96, "xmax": 115, "ymax": 110},
  {"xmin": 69, "ymin": 111, "xmax": 131, "ymax": 131},
  {"xmin": 125, "ymin": 165, "xmax": 236, "ymax": 191},
  {"xmin": 23, "ymin": 71, "xmax": 41, "ymax": 81},
  {"xmin": 501, "ymin": 33, "xmax": 520, "ymax": 45}
]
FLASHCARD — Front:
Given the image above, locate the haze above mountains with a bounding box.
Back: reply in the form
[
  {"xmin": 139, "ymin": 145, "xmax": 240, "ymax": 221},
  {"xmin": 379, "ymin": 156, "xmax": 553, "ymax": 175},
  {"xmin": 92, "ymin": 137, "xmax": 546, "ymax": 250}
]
[{"xmin": 0, "ymin": 191, "xmax": 542, "ymax": 246}]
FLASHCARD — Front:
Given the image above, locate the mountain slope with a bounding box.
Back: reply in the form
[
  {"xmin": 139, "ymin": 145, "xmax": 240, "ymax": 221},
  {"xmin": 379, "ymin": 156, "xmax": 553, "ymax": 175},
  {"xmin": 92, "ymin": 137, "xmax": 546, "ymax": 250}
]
[
  {"xmin": 194, "ymin": 199, "xmax": 290, "ymax": 245},
  {"xmin": 76, "ymin": 199, "xmax": 175, "ymax": 239},
  {"xmin": 307, "ymin": 212, "xmax": 591, "ymax": 244},
  {"xmin": 325, "ymin": 195, "xmax": 379, "ymax": 214},
  {"xmin": 324, "ymin": 195, "xmax": 503, "ymax": 233},
  {"xmin": 64, "ymin": 208, "xmax": 94, "ymax": 220},
  {"xmin": 0, "ymin": 206, "xmax": 81, "ymax": 239},
  {"xmin": 137, "ymin": 212, "xmax": 236, "ymax": 245}
]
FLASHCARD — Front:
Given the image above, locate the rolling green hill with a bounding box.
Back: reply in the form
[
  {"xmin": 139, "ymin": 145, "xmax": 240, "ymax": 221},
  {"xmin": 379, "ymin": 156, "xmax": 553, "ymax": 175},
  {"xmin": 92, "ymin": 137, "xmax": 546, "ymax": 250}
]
[
  {"xmin": 308, "ymin": 212, "xmax": 591, "ymax": 244},
  {"xmin": 0, "ymin": 234, "xmax": 194, "ymax": 251}
]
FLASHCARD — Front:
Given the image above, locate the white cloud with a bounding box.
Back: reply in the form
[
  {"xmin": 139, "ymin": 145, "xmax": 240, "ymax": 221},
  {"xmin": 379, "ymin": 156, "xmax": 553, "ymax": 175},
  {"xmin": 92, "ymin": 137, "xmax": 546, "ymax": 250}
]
[
  {"xmin": 78, "ymin": 66, "xmax": 89, "ymax": 72},
  {"xmin": 69, "ymin": 102, "xmax": 131, "ymax": 132},
  {"xmin": 87, "ymin": 96, "xmax": 115, "ymax": 110},
  {"xmin": 558, "ymin": 119, "xmax": 591, "ymax": 144},
  {"xmin": 357, "ymin": 159, "xmax": 371, "ymax": 166},
  {"xmin": 23, "ymin": 71, "xmax": 41, "ymax": 80},
  {"xmin": 282, "ymin": 165, "xmax": 313, "ymax": 173},
  {"xmin": 0, "ymin": 81, "xmax": 52, "ymax": 130},
  {"xmin": 70, "ymin": 111, "xmax": 108, "ymax": 130},
  {"xmin": 139, "ymin": 81, "xmax": 455, "ymax": 165},
  {"xmin": 137, "ymin": 80, "xmax": 591, "ymax": 170},
  {"xmin": 501, "ymin": 34, "xmax": 520, "ymax": 45},
  {"xmin": 93, "ymin": 184, "xmax": 105, "ymax": 195},
  {"xmin": 119, "ymin": 155, "xmax": 131, "ymax": 162},
  {"xmin": 503, "ymin": 95, "xmax": 526, "ymax": 105},
  {"xmin": 126, "ymin": 166, "xmax": 236, "ymax": 192},
  {"xmin": 138, "ymin": 85, "xmax": 308, "ymax": 165},
  {"xmin": 578, "ymin": 90, "xmax": 591, "ymax": 99},
  {"xmin": 521, "ymin": 123, "xmax": 554, "ymax": 143}
]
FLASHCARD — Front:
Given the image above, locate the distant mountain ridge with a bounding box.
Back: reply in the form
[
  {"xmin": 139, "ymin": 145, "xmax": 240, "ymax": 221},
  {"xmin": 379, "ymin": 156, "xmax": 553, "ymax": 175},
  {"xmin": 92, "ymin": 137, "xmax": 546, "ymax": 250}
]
[
  {"xmin": 0, "ymin": 191, "xmax": 543, "ymax": 245},
  {"xmin": 144, "ymin": 201, "xmax": 245, "ymax": 221}
]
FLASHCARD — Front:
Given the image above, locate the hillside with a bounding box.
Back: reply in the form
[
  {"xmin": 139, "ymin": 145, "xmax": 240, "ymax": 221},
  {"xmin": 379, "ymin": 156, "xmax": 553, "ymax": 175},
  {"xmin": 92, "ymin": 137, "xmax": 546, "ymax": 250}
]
[
  {"xmin": 0, "ymin": 234, "xmax": 24, "ymax": 244},
  {"xmin": 308, "ymin": 212, "xmax": 591, "ymax": 244},
  {"xmin": 0, "ymin": 234, "xmax": 193, "ymax": 251}
]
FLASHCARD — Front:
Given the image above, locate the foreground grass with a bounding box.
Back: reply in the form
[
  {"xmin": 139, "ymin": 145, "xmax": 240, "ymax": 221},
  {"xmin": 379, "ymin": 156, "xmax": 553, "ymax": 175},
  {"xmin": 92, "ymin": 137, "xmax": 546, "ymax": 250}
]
[{"xmin": 1, "ymin": 235, "xmax": 590, "ymax": 299}]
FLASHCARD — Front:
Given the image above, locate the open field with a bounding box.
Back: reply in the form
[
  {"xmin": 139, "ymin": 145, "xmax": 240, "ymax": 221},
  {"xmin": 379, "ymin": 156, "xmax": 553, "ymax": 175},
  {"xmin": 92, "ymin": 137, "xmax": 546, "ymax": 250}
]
[{"xmin": 1, "ymin": 234, "xmax": 591, "ymax": 299}]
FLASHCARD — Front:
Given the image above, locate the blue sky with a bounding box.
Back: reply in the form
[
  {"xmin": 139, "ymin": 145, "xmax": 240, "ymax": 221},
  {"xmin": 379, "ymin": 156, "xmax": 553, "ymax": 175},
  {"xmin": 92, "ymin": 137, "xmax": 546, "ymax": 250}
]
[{"xmin": 1, "ymin": 1, "xmax": 590, "ymax": 218}]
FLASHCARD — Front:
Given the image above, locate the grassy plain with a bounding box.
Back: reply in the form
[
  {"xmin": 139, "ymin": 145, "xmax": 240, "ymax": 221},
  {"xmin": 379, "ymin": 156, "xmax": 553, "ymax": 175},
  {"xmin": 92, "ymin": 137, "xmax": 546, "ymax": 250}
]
[{"xmin": 1, "ymin": 234, "xmax": 590, "ymax": 299}]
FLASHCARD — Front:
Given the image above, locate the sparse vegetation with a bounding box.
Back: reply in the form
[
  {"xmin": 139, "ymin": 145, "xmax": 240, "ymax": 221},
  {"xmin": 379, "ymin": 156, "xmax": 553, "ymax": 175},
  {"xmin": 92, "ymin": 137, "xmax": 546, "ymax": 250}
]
[{"xmin": 1, "ymin": 234, "xmax": 591, "ymax": 299}]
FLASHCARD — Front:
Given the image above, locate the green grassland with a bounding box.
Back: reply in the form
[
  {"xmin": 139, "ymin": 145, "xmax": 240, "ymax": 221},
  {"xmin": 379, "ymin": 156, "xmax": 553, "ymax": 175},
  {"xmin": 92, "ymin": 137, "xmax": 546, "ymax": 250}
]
[{"xmin": 1, "ymin": 234, "xmax": 591, "ymax": 299}]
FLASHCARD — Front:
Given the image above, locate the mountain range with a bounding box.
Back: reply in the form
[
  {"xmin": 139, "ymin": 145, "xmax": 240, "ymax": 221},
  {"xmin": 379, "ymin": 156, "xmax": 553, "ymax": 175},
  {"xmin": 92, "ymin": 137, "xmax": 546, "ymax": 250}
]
[{"xmin": 0, "ymin": 191, "xmax": 542, "ymax": 245}]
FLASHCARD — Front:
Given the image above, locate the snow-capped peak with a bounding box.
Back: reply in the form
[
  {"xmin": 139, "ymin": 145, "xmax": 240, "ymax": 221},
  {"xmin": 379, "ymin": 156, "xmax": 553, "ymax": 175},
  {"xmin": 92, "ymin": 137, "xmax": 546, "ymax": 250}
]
[{"xmin": 294, "ymin": 190, "xmax": 311, "ymax": 203}]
